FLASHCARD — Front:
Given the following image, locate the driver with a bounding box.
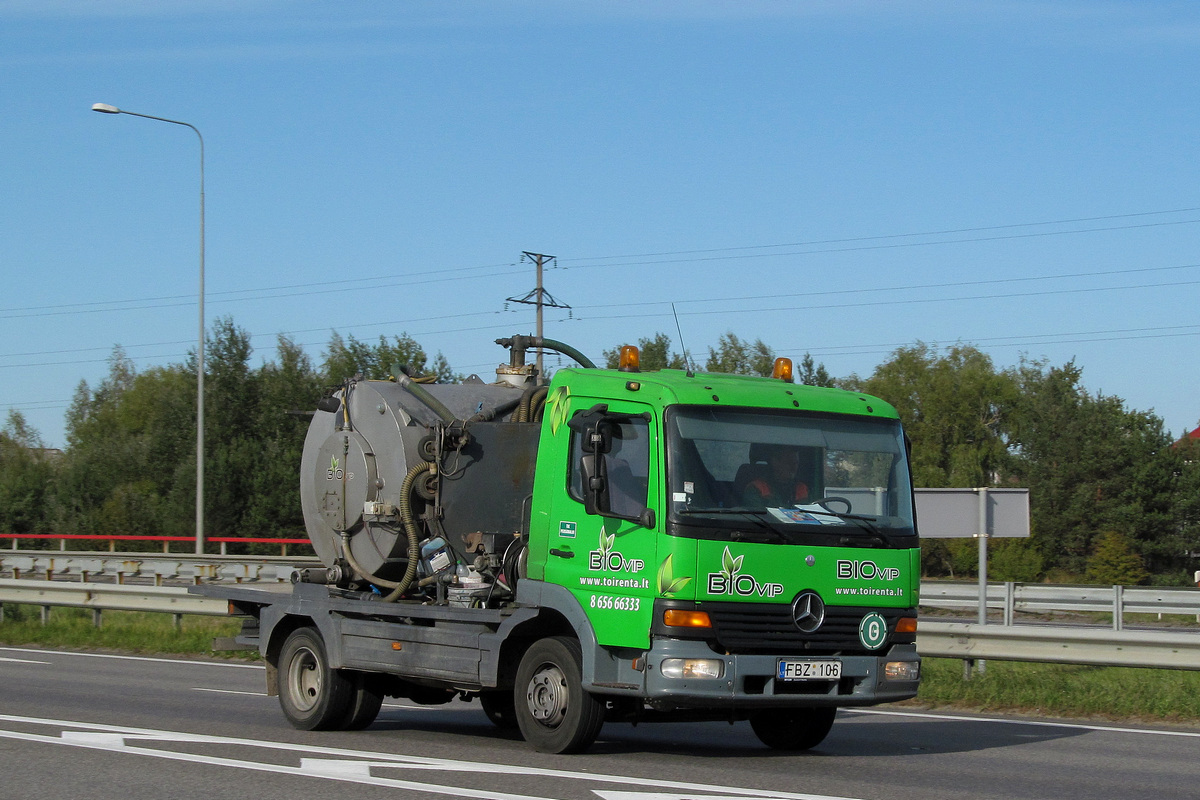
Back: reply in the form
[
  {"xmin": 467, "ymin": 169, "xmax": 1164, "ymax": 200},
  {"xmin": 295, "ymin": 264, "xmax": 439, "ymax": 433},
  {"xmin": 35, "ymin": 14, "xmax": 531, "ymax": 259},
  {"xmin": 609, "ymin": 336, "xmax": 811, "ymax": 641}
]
[{"xmin": 741, "ymin": 445, "xmax": 811, "ymax": 507}]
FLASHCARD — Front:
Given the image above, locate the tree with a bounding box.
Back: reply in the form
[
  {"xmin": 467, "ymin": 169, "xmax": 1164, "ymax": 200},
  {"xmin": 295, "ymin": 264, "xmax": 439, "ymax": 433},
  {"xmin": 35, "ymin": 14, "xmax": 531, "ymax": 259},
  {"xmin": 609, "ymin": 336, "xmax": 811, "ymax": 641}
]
[
  {"xmin": 0, "ymin": 411, "xmax": 55, "ymax": 536},
  {"xmin": 603, "ymin": 332, "xmax": 689, "ymax": 371},
  {"xmin": 1085, "ymin": 530, "xmax": 1149, "ymax": 586},
  {"xmin": 1005, "ymin": 359, "xmax": 1179, "ymax": 577},
  {"xmin": 240, "ymin": 334, "xmax": 324, "ymax": 545},
  {"xmin": 797, "ymin": 353, "xmax": 834, "ymax": 387},
  {"xmin": 852, "ymin": 343, "xmax": 1017, "ymax": 488},
  {"xmin": 705, "ymin": 332, "xmax": 775, "ymax": 376},
  {"xmin": 322, "ymin": 331, "xmax": 434, "ymax": 382}
]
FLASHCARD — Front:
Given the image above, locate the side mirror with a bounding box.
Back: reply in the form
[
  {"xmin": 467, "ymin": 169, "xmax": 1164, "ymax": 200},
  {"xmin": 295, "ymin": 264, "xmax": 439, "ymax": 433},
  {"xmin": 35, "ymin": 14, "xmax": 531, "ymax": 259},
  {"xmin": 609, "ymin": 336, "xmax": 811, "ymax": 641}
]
[{"xmin": 580, "ymin": 452, "xmax": 606, "ymax": 517}]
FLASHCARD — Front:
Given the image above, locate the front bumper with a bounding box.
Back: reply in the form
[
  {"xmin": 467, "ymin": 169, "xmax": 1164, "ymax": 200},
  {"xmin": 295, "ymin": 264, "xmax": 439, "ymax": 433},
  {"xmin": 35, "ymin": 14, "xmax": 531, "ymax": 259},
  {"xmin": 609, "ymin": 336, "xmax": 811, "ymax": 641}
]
[{"xmin": 633, "ymin": 638, "xmax": 920, "ymax": 710}]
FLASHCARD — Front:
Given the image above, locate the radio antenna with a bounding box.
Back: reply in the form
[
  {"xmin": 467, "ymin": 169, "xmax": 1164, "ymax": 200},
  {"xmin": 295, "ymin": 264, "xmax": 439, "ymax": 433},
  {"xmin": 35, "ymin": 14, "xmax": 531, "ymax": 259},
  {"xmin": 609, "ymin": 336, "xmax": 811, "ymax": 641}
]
[{"xmin": 671, "ymin": 302, "xmax": 696, "ymax": 375}]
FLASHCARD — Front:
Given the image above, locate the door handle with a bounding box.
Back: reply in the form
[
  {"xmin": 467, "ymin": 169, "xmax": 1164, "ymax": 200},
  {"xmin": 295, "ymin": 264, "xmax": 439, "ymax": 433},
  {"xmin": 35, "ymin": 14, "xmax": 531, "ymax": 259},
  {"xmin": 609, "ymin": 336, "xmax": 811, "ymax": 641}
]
[{"xmin": 549, "ymin": 548, "xmax": 575, "ymax": 559}]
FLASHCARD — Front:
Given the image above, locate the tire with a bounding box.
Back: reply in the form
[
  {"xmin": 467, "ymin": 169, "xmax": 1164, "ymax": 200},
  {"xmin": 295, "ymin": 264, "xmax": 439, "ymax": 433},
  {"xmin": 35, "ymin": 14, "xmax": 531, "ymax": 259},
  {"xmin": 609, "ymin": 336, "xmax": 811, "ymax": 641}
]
[
  {"xmin": 479, "ymin": 690, "xmax": 519, "ymax": 730},
  {"xmin": 750, "ymin": 707, "xmax": 837, "ymax": 751},
  {"xmin": 277, "ymin": 627, "xmax": 355, "ymax": 731},
  {"xmin": 341, "ymin": 672, "xmax": 385, "ymax": 730},
  {"xmin": 514, "ymin": 637, "xmax": 605, "ymax": 754}
]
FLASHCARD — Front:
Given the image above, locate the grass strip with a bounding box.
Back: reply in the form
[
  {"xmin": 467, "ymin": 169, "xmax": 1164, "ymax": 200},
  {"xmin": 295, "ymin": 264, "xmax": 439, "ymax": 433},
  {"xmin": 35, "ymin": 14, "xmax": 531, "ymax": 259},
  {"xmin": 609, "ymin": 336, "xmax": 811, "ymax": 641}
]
[
  {"xmin": 910, "ymin": 657, "xmax": 1200, "ymax": 725},
  {"xmin": 0, "ymin": 604, "xmax": 246, "ymax": 658}
]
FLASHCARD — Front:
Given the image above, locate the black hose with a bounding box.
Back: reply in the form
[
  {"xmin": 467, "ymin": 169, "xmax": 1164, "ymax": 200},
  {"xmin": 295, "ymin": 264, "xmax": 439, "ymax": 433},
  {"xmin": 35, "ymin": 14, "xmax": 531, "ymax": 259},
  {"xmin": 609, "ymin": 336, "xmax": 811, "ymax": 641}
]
[
  {"xmin": 392, "ymin": 369, "xmax": 458, "ymax": 424},
  {"xmin": 495, "ymin": 335, "xmax": 597, "ymax": 370},
  {"xmin": 466, "ymin": 396, "xmax": 522, "ymax": 424}
]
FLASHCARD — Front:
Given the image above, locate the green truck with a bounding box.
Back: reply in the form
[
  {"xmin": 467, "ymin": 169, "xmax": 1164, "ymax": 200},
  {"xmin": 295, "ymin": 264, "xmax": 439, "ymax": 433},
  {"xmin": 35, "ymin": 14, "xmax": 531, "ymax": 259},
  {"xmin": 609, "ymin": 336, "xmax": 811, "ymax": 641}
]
[{"xmin": 197, "ymin": 335, "xmax": 920, "ymax": 753}]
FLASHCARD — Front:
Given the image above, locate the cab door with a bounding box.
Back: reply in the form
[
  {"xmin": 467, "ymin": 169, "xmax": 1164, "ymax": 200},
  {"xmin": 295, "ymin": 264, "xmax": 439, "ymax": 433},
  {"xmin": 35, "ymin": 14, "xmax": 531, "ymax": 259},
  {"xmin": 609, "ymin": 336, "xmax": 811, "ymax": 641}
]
[{"xmin": 542, "ymin": 396, "xmax": 659, "ymax": 648}]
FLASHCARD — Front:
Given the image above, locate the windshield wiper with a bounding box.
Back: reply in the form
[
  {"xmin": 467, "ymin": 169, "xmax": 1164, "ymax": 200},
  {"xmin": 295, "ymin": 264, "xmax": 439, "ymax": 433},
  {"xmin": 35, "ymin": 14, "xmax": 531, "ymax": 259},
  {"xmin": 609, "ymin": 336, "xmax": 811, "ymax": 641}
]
[
  {"xmin": 677, "ymin": 508, "xmax": 797, "ymax": 544},
  {"xmin": 799, "ymin": 507, "xmax": 886, "ymax": 543}
]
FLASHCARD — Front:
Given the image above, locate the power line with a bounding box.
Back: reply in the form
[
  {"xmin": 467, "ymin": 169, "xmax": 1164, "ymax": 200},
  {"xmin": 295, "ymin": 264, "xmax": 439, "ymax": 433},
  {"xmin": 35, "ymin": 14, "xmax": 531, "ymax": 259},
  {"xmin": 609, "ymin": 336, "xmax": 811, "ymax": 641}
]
[
  {"xmin": 558, "ymin": 206, "xmax": 1200, "ymax": 263},
  {"xmin": 5, "ymin": 260, "xmax": 1198, "ymax": 362},
  {"xmin": 556, "ymin": 217, "xmax": 1200, "ymax": 271},
  {"xmin": 7, "ymin": 321, "xmax": 1200, "ymax": 412},
  {"xmin": 7, "ymin": 206, "xmax": 1200, "ymax": 321},
  {"xmin": 0, "ymin": 262, "xmax": 522, "ymax": 321}
]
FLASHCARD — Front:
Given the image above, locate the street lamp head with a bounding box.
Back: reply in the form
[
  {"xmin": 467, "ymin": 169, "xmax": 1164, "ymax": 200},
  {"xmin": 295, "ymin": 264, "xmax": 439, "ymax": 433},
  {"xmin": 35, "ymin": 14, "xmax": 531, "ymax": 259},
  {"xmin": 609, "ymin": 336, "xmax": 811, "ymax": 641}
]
[{"xmin": 91, "ymin": 103, "xmax": 121, "ymax": 114}]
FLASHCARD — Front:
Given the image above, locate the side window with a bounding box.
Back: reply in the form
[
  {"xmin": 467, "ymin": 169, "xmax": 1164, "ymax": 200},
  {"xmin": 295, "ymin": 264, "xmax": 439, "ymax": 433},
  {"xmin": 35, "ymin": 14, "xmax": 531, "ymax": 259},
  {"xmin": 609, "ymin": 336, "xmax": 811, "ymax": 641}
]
[{"xmin": 568, "ymin": 415, "xmax": 650, "ymax": 517}]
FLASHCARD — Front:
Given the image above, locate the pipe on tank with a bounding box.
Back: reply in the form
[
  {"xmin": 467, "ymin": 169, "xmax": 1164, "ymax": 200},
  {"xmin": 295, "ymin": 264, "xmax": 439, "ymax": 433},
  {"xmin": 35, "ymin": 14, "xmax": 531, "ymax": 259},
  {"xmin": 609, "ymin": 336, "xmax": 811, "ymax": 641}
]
[
  {"xmin": 391, "ymin": 367, "xmax": 458, "ymax": 425},
  {"xmin": 338, "ymin": 462, "xmax": 427, "ymax": 600},
  {"xmin": 495, "ymin": 335, "xmax": 597, "ymax": 371}
]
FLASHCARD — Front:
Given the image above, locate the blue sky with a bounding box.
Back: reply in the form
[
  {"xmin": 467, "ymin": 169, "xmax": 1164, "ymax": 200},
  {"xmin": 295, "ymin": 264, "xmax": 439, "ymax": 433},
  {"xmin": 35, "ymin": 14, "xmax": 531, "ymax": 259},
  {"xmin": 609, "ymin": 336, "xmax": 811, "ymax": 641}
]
[{"xmin": 3, "ymin": 1, "xmax": 1199, "ymax": 448}]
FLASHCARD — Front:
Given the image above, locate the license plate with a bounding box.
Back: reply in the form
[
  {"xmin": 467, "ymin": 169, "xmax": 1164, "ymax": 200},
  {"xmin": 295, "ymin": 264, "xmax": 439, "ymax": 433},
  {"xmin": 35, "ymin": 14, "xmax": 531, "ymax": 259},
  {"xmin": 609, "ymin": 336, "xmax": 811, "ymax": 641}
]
[{"xmin": 777, "ymin": 659, "xmax": 842, "ymax": 681}]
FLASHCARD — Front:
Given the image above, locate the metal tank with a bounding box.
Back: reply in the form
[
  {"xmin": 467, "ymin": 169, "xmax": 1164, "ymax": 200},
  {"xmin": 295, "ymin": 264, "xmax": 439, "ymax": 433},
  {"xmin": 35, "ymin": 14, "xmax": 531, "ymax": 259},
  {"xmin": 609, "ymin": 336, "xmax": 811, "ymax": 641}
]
[{"xmin": 300, "ymin": 377, "xmax": 527, "ymax": 584}]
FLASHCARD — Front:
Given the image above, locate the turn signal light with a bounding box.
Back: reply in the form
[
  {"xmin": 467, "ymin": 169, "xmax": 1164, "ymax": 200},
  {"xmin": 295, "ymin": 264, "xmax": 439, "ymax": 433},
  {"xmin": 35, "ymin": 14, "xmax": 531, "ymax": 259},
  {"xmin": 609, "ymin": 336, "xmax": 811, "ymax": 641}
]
[
  {"xmin": 663, "ymin": 609, "xmax": 712, "ymax": 628},
  {"xmin": 619, "ymin": 345, "xmax": 641, "ymax": 372},
  {"xmin": 894, "ymin": 617, "xmax": 918, "ymax": 634},
  {"xmin": 772, "ymin": 357, "xmax": 793, "ymax": 382}
]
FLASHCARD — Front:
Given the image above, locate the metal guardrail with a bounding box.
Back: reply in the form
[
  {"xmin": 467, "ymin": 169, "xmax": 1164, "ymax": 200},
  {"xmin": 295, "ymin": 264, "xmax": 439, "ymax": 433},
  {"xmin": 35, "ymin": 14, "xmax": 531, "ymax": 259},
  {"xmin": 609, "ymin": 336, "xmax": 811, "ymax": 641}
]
[
  {"xmin": 0, "ymin": 578, "xmax": 227, "ymax": 617},
  {"xmin": 0, "ymin": 552, "xmax": 318, "ymax": 586},
  {"xmin": 920, "ymin": 581, "xmax": 1200, "ymax": 629},
  {"xmin": 916, "ymin": 620, "xmax": 1200, "ymax": 671}
]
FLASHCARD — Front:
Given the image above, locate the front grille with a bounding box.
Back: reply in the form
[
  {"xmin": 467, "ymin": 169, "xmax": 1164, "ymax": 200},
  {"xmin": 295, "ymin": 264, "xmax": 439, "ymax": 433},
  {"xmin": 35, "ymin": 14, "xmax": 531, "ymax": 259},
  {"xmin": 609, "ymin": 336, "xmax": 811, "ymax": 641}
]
[{"xmin": 655, "ymin": 599, "xmax": 916, "ymax": 656}]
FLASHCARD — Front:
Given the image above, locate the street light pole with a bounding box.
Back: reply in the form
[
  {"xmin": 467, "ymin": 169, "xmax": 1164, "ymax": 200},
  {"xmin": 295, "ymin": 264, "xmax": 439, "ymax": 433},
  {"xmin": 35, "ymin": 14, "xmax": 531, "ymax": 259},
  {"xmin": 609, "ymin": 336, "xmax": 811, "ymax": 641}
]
[{"xmin": 92, "ymin": 103, "xmax": 206, "ymax": 556}]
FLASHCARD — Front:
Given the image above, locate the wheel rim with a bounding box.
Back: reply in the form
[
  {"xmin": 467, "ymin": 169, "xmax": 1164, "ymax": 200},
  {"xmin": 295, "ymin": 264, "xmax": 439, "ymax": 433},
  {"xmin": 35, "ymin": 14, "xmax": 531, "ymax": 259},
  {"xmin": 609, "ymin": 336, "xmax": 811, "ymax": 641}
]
[
  {"xmin": 525, "ymin": 662, "xmax": 568, "ymax": 728},
  {"xmin": 286, "ymin": 645, "xmax": 322, "ymax": 713}
]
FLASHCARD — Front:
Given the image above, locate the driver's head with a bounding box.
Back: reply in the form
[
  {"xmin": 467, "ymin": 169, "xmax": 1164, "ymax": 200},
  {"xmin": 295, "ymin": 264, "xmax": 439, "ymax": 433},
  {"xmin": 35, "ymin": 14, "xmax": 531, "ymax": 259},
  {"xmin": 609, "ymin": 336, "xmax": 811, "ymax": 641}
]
[{"xmin": 765, "ymin": 445, "xmax": 799, "ymax": 480}]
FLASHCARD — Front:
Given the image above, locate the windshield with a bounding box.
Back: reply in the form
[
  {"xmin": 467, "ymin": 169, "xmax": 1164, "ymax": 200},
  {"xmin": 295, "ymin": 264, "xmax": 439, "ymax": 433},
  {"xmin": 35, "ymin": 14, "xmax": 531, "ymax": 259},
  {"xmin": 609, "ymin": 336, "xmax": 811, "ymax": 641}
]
[{"xmin": 665, "ymin": 406, "xmax": 916, "ymax": 542}]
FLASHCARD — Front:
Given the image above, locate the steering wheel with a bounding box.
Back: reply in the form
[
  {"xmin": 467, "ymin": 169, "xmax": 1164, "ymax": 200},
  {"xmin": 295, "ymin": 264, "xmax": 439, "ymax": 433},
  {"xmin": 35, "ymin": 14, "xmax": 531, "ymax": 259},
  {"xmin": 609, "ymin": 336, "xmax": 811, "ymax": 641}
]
[{"xmin": 817, "ymin": 496, "xmax": 853, "ymax": 514}]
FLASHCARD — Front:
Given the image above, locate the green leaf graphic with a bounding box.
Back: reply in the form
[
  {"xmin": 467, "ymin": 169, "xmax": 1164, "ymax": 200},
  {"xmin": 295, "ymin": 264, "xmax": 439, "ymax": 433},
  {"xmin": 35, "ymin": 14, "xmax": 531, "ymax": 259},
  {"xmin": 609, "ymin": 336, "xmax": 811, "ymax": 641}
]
[
  {"xmin": 657, "ymin": 554, "xmax": 693, "ymax": 597},
  {"xmin": 666, "ymin": 576, "xmax": 693, "ymax": 595},
  {"xmin": 721, "ymin": 546, "xmax": 735, "ymax": 575},
  {"xmin": 548, "ymin": 386, "xmax": 571, "ymax": 435}
]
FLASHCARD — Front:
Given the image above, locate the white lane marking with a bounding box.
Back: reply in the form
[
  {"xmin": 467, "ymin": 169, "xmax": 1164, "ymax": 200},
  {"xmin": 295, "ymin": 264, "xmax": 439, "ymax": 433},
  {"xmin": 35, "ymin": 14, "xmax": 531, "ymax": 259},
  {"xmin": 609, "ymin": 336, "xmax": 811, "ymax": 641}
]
[
  {"xmin": 0, "ymin": 713, "xmax": 861, "ymax": 800},
  {"xmin": 595, "ymin": 795, "xmax": 835, "ymax": 800},
  {"xmin": 0, "ymin": 656, "xmax": 51, "ymax": 664},
  {"xmin": 7, "ymin": 646, "xmax": 1195, "ymax": 740},
  {"xmin": 0, "ymin": 646, "xmax": 263, "ymax": 669},
  {"xmin": 191, "ymin": 688, "xmax": 264, "ymax": 697},
  {"xmin": 845, "ymin": 708, "xmax": 1200, "ymax": 738}
]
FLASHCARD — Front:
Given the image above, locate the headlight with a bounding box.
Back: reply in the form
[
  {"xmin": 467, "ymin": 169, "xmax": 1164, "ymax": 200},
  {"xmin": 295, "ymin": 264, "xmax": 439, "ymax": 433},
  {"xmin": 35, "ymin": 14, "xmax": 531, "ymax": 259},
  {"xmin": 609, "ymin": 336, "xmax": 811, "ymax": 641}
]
[
  {"xmin": 884, "ymin": 661, "xmax": 920, "ymax": 681},
  {"xmin": 660, "ymin": 658, "xmax": 725, "ymax": 679}
]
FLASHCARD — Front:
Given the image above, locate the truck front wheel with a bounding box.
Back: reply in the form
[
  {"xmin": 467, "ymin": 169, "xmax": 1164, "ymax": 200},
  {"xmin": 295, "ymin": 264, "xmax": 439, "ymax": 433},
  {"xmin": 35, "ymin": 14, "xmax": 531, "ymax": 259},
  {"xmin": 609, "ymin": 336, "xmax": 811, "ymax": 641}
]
[
  {"xmin": 277, "ymin": 627, "xmax": 354, "ymax": 730},
  {"xmin": 514, "ymin": 637, "xmax": 604, "ymax": 754},
  {"xmin": 750, "ymin": 707, "xmax": 837, "ymax": 750}
]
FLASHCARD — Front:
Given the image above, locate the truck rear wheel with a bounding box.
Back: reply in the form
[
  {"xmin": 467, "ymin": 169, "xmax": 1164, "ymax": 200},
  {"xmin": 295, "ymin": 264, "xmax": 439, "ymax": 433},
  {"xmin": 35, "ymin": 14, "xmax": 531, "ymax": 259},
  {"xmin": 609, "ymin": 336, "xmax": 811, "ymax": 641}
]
[
  {"xmin": 515, "ymin": 637, "xmax": 604, "ymax": 754},
  {"xmin": 479, "ymin": 690, "xmax": 519, "ymax": 729},
  {"xmin": 342, "ymin": 672, "xmax": 385, "ymax": 730},
  {"xmin": 278, "ymin": 627, "xmax": 354, "ymax": 730},
  {"xmin": 750, "ymin": 707, "xmax": 837, "ymax": 751}
]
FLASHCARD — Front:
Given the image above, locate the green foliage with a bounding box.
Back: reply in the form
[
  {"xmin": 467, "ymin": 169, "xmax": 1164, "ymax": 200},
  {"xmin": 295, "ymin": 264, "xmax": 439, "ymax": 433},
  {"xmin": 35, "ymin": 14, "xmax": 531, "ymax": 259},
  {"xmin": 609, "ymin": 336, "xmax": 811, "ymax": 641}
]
[
  {"xmin": 988, "ymin": 538, "xmax": 1046, "ymax": 583},
  {"xmin": 0, "ymin": 606, "xmax": 245, "ymax": 657},
  {"xmin": 0, "ymin": 410, "xmax": 55, "ymax": 535},
  {"xmin": 917, "ymin": 658, "xmax": 1200, "ymax": 723},
  {"xmin": 602, "ymin": 332, "xmax": 689, "ymax": 371},
  {"xmin": 322, "ymin": 330, "xmax": 435, "ymax": 382},
  {"xmin": 20, "ymin": 320, "xmax": 454, "ymax": 551},
  {"xmin": 705, "ymin": 332, "xmax": 775, "ymax": 376},
  {"xmin": 1085, "ymin": 530, "xmax": 1149, "ymax": 586},
  {"xmin": 797, "ymin": 353, "xmax": 834, "ymax": 387},
  {"xmin": 1006, "ymin": 360, "xmax": 1178, "ymax": 576},
  {"xmin": 853, "ymin": 342, "xmax": 1016, "ymax": 488}
]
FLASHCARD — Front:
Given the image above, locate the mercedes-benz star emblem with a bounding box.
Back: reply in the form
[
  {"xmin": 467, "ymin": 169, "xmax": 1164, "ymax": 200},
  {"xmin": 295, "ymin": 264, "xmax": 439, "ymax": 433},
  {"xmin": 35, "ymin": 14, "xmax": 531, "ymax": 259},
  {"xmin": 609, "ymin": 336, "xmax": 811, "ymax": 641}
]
[{"xmin": 791, "ymin": 591, "xmax": 825, "ymax": 633}]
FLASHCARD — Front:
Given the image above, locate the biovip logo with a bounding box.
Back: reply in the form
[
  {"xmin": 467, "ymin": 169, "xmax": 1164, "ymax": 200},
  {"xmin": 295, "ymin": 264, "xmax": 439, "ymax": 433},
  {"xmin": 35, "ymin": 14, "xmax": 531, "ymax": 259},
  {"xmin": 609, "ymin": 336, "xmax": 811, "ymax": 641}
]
[
  {"xmin": 707, "ymin": 546, "xmax": 785, "ymax": 599},
  {"xmin": 588, "ymin": 526, "xmax": 645, "ymax": 574},
  {"xmin": 836, "ymin": 560, "xmax": 901, "ymax": 582}
]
